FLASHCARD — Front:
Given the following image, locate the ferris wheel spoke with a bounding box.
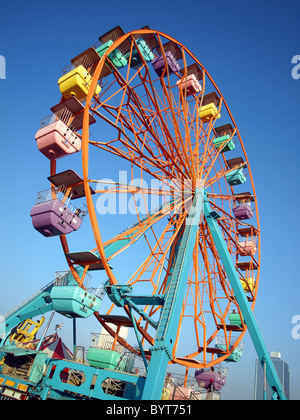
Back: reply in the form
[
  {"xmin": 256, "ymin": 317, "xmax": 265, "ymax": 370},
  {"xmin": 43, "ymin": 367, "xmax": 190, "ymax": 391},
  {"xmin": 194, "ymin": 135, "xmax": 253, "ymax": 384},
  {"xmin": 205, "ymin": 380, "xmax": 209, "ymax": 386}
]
[
  {"xmin": 201, "ymin": 136, "xmax": 236, "ymax": 184},
  {"xmin": 90, "ymin": 100, "xmax": 191, "ymax": 180},
  {"xmin": 125, "ymin": 213, "xmax": 186, "ymax": 291},
  {"xmin": 156, "ymin": 80, "xmax": 197, "ymax": 180},
  {"xmin": 97, "ymin": 56, "xmax": 185, "ymax": 171},
  {"xmin": 105, "ymin": 211, "xmax": 188, "ymax": 346},
  {"xmin": 134, "ymin": 68, "xmax": 198, "ymax": 176}
]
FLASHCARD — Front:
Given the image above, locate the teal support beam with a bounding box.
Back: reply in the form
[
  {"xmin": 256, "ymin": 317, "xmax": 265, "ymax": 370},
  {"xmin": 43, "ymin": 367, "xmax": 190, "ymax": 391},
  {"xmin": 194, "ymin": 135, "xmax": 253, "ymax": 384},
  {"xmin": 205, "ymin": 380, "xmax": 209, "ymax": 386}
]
[
  {"xmin": 97, "ymin": 200, "xmax": 175, "ymax": 261},
  {"xmin": 0, "ymin": 288, "xmax": 54, "ymax": 340},
  {"xmin": 203, "ymin": 192, "xmax": 286, "ymax": 400},
  {"xmin": 40, "ymin": 358, "xmax": 146, "ymax": 400},
  {"xmin": 0, "ymin": 203, "xmax": 172, "ymax": 342},
  {"xmin": 127, "ymin": 305, "xmax": 149, "ymax": 373},
  {"xmin": 76, "ymin": 201, "xmax": 174, "ymax": 279},
  {"xmin": 142, "ymin": 188, "xmax": 204, "ymax": 400}
]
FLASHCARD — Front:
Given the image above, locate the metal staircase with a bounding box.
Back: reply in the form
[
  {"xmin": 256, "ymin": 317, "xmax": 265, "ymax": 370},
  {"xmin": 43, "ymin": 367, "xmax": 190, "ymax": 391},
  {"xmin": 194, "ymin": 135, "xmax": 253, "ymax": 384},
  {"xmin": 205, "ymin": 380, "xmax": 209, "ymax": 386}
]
[{"xmin": 142, "ymin": 188, "xmax": 204, "ymax": 399}]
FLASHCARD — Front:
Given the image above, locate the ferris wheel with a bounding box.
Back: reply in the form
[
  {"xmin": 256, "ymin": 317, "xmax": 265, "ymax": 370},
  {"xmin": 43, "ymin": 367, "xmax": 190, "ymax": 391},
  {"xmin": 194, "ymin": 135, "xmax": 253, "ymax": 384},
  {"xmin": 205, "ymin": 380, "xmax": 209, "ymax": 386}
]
[{"xmin": 31, "ymin": 27, "xmax": 285, "ymax": 400}]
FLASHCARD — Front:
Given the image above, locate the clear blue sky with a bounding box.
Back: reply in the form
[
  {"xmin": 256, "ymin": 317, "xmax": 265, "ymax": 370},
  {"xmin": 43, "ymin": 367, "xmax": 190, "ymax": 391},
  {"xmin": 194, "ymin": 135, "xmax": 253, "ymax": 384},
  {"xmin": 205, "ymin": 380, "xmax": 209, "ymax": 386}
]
[{"xmin": 0, "ymin": 0, "xmax": 299, "ymax": 400}]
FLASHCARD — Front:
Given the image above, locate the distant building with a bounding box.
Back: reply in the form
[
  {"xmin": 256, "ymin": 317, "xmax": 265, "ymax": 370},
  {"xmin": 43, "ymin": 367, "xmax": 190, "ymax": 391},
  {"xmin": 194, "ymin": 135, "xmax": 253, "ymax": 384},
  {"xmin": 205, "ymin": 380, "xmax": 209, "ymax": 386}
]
[{"xmin": 254, "ymin": 352, "xmax": 290, "ymax": 400}]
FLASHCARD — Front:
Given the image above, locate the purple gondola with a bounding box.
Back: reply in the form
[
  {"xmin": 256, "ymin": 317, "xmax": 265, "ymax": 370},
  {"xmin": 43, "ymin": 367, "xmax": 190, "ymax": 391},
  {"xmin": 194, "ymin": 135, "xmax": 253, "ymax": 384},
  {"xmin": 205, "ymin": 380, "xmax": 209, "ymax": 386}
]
[
  {"xmin": 152, "ymin": 51, "xmax": 180, "ymax": 77},
  {"xmin": 195, "ymin": 368, "xmax": 227, "ymax": 391},
  {"xmin": 232, "ymin": 204, "xmax": 254, "ymax": 220},
  {"xmin": 30, "ymin": 187, "xmax": 87, "ymax": 238}
]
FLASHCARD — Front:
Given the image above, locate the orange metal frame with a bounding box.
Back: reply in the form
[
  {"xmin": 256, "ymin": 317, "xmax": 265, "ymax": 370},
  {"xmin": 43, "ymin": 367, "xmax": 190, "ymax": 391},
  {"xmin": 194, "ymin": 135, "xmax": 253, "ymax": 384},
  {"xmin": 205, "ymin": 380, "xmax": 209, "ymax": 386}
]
[{"xmin": 50, "ymin": 29, "xmax": 261, "ymax": 371}]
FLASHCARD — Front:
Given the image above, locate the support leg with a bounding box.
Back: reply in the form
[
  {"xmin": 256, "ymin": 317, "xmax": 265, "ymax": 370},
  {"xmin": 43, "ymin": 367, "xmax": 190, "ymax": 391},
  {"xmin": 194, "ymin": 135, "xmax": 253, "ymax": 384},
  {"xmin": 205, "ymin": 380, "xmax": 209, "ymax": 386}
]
[
  {"xmin": 204, "ymin": 194, "xmax": 286, "ymax": 400},
  {"xmin": 142, "ymin": 188, "xmax": 204, "ymax": 400}
]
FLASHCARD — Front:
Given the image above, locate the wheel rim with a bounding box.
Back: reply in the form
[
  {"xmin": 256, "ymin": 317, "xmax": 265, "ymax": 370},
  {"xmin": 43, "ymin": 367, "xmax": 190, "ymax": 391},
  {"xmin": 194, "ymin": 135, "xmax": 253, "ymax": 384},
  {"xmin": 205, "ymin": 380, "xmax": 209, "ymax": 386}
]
[{"xmin": 54, "ymin": 29, "xmax": 261, "ymax": 369}]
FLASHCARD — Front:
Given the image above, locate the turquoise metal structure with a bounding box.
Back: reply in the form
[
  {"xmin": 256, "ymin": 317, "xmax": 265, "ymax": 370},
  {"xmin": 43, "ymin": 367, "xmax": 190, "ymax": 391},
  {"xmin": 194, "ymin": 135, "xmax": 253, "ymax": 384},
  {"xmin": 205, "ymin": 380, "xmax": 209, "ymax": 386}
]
[
  {"xmin": 0, "ymin": 188, "xmax": 286, "ymax": 400},
  {"xmin": 0, "ymin": 202, "xmax": 171, "ymax": 341},
  {"xmin": 0, "ymin": 280, "xmax": 56, "ymax": 340},
  {"xmin": 0, "ymin": 189, "xmax": 286, "ymax": 400},
  {"xmin": 141, "ymin": 188, "xmax": 204, "ymax": 399},
  {"xmin": 0, "ymin": 26, "xmax": 287, "ymax": 401},
  {"xmin": 203, "ymin": 192, "xmax": 286, "ymax": 400}
]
